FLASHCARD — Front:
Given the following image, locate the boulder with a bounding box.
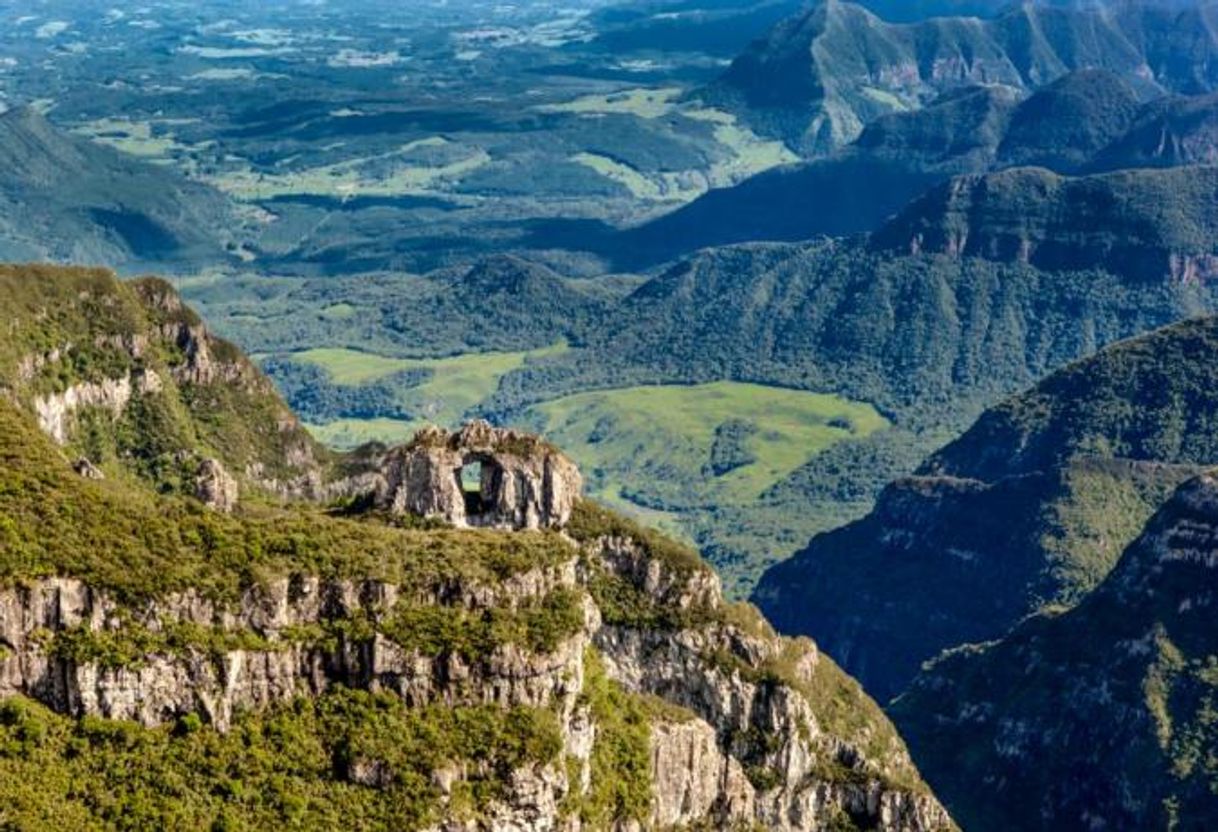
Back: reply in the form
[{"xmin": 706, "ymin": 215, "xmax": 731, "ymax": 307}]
[{"xmin": 72, "ymin": 458, "xmax": 104, "ymax": 480}]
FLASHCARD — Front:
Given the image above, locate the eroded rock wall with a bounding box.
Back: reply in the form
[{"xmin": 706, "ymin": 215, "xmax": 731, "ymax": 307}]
[{"xmin": 0, "ymin": 531, "xmax": 952, "ymax": 832}]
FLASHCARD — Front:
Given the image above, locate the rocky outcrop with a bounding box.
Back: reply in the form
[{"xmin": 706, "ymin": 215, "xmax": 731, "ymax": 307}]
[
  {"xmin": 2, "ymin": 268, "xmax": 326, "ymax": 503},
  {"xmin": 34, "ymin": 374, "xmax": 132, "ymax": 445},
  {"xmin": 648, "ymin": 719, "xmax": 754, "ymax": 827},
  {"xmin": 0, "ymin": 557, "xmax": 587, "ymax": 728},
  {"xmin": 379, "ymin": 421, "xmax": 582, "ymax": 531},
  {"xmin": 71, "ymin": 457, "xmax": 104, "ymax": 480},
  {"xmin": 195, "ymin": 458, "xmax": 239, "ymax": 512}
]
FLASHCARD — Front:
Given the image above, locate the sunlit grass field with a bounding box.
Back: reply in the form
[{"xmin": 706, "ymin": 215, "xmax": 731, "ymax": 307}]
[
  {"xmin": 295, "ymin": 342, "xmax": 568, "ymax": 440},
  {"xmin": 525, "ymin": 381, "xmax": 888, "ymax": 505}
]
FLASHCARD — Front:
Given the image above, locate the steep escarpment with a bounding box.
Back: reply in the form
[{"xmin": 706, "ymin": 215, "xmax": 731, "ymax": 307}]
[
  {"xmin": 1091, "ymin": 91, "xmax": 1218, "ymax": 171},
  {"xmin": 0, "ymin": 269, "xmax": 952, "ymax": 831},
  {"xmin": 755, "ymin": 316, "xmax": 1218, "ymax": 702},
  {"xmin": 871, "ymin": 166, "xmax": 1218, "ymax": 282},
  {"xmin": 891, "ymin": 473, "xmax": 1218, "ymax": 830},
  {"xmin": 492, "ymin": 239, "xmax": 1215, "ymax": 426}
]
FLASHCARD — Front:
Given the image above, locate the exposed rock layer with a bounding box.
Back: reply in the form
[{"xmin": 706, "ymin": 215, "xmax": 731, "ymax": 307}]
[
  {"xmin": 871, "ymin": 166, "xmax": 1218, "ymax": 282},
  {"xmin": 0, "ymin": 531, "xmax": 951, "ymax": 831}
]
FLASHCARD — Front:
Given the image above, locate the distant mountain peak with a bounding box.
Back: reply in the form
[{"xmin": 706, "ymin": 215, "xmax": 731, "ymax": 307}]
[{"xmin": 704, "ymin": 0, "xmax": 1218, "ymax": 155}]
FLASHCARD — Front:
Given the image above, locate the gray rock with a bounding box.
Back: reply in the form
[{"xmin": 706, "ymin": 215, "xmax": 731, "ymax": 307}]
[
  {"xmin": 380, "ymin": 421, "xmax": 582, "ymax": 531},
  {"xmin": 0, "ymin": 530, "xmax": 952, "ymax": 830},
  {"xmin": 195, "ymin": 458, "xmax": 239, "ymax": 512},
  {"xmin": 72, "ymin": 458, "xmax": 104, "ymax": 480}
]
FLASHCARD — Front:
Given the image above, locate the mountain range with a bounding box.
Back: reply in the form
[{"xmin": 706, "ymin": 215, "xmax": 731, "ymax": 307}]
[
  {"xmin": 618, "ymin": 67, "xmax": 1218, "ymax": 266},
  {"xmin": 755, "ymin": 315, "xmax": 1218, "ymax": 700},
  {"xmin": 885, "ymin": 322, "xmax": 1218, "ymax": 825},
  {"xmin": 11, "ymin": 0, "xmax": 1218, "ymax": 827},
  {"xmin": 703, "ymin": 0, "xmax": 1218, "ymax": 155}
]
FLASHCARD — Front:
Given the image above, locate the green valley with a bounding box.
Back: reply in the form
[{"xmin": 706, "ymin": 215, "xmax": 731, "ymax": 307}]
[
  {"xmin": 289, "ymin": 342, "xmax": 569, "ymax": 444},
  {"xmin": 524, "ymin": 381, "xmax": 886, "ymax": 546}
]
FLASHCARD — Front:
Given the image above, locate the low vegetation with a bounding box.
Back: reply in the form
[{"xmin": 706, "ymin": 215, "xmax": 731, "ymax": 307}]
[
  {"xmin": 568, "ymin": 650, "xmax": 655, "ymax": 826},
  {"xmin": 0, "ymin": 397, "xmax": 572, "ymax": 605},
  {"xmin": 0, "ymin": 690, "xmax": 562, "ymax": 830}
]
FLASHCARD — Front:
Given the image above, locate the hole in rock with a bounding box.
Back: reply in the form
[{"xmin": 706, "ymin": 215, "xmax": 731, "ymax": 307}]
[{"xmin": 461, "ymin": 460, "xmax": 485, "ymax": 516}]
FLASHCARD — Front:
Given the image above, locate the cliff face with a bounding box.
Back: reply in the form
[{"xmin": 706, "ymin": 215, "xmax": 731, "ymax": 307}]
[
  {"xmin": 870, "ymin": 166, "xmax": 1218, "ymax": 282},
  {"xmin": 891, "ymin": 474, "xmax": 1218, "ymax": 830},
  {"xmin": 0, "ymin": 264, "xmax": 327, "ymax": 500},
  {"xmin": 0, "ymin": 512, "xmax": 951, "ymax": 831},
  {"xmin": 1093, "ymin": 92, "xmax": 1218, "ymax": 171}
]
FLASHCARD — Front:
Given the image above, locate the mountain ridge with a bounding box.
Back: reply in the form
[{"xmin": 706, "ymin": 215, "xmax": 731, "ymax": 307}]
[
  {"xmin": 754, "ymin": 314, "xmax": 1218, "ymax": 701},
  {"xmin": 617, "ymin": 68, "xmax": 1150, "ymax": 266},
  {"xmin": 892, "ymin": 469, "xmax": 1218, "ymax": 829},
  {"xmin": 870, "ymin": 165, "xmax": 1218, "ymax": 281},
  {"xmin": 703, "ymin": 0, "xmax": 1218, "ymax": 155},
  {"xmin": 0, "ymin": 263, "xmax": 953, "ymax": 831},
  {"xmin": 0, "ymin": 107, "xmax": 242, "ymax": 271}
]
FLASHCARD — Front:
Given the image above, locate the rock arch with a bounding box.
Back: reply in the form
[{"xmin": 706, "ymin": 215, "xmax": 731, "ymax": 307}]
[{"xmin": 380, "ymin": 421, "xmax": 581, "ymax": 531}]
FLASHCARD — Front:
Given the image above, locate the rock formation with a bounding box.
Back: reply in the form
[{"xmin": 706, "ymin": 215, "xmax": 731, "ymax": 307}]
[
  {"xmin": 34, "ymin": 374, "xmax": 133, "ymax": 445},
  {"xmin": 379, "ymin": 421, "xmax": 582, "ymax": 531},
  {"xmin": 0, "ymin": 528, "xmax": 952, "ymax": 831},
  {"xmin": 71, "ymin": 458, "xmax": 104, "ymax": 480},
  {"xmin": 2, "ymin": 267, "xmax": 325, "ymax": 503},
  {"xmin": 195, "ymin": 458, "xmax": 239, "ymax": 513}
]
